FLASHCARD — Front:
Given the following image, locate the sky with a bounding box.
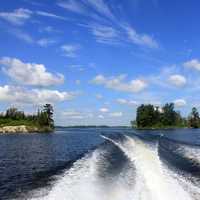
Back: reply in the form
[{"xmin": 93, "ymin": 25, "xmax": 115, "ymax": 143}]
[{"xmin": 0, "ymin": 0, "xmax": 200, "ymax": 126}]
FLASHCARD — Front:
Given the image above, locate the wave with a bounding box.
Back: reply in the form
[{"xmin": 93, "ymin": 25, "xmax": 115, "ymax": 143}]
[
  {"xmin": 159, "ymin": 137, "xmax": 200, "ymax": 175},
  {"xmin": 29, "ymin": 134, "xmax": 200, "ymax": 200}
]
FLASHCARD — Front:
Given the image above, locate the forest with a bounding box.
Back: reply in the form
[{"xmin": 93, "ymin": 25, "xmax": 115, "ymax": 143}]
[
  {"xmin": 0, "ymin": 104, "xmax": 54, "ymax": 131},
  {"xmin": 132, "ymin": 103, "xmax": 200, "ymax": 129}
]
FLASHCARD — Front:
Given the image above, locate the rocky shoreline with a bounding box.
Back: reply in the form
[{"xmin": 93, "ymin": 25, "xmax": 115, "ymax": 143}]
[{"xmin": 0, "ymin": 125, "xmax": 52, "ymax": 134}]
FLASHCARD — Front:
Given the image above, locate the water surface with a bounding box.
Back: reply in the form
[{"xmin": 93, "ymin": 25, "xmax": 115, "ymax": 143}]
[{"xmin": 1, "ymin": 128, "xmax": 200, "ymax": 200}]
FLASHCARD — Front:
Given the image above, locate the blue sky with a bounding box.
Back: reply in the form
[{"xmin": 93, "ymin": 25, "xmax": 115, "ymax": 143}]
[{"xmin": 0, "ymin": 0, "xmax": 200, "ymax": 126}]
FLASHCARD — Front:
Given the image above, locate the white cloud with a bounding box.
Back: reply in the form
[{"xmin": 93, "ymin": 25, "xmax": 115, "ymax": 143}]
[
  {"xmin": 96, "ymin": 94, "xmax": 103, "ymax": 99},
  {"xmin": 41, "ymin": 26, "xmax": 56, "ymax": 33},
  {"xmin": 109, "ymin": 112, "xmax": 123, "ymax": 117},
  {"xmin": 174, "ymin": 99, "xmax": 187, "ymax": 107},
  {"xmin": 61, "ymin": 44, "xmax": 80, "ymax": 58},
  {"xmin": 62, "ymin": 110, "xmax": 94, "ymax": 119},
  {"xmin": 8, "ymin": 30, "xmax": 56, "ymax": 47},
  {"xmin": 184, "ymin": 59, "xmax": 200, "ymax": 71},
  {"xmin": 86, "ymin": 0, "xmax": 114, "ymax": 19},
  {"xmin": 89, "ymin": 24, "xmax": 119, "ymax": 44},
  {"xmin": 68, "ymin": 64, "xmax": 85, "ymax": 71},
  {"xmin": 117, "ymin": 99, "xmax": 138, "ymax": 106},
  {"xmin": 0, "ymin": 8, "xmax": 67, "ymax": 27},
  {"xmin": 57, "ymin": 1, "xmax": 158, "ymax": 49},
  {"xmin": 168, "ymin": 74, "xmax": 186, "ymax": 87},
  {"xmin": 58, "ymin": 0, "xmax": 113, "ymax": 19},
  {"xmin": 75, "ymin": 80, "xmax": 81, "ymax": 85},
  {"xmin": 99, "ymin": 108, "xmax": 109, "ymax": 113},
  {"xmin": 0, "ymin": 8, "xmax": 32, "ymax": 25},
  {"xmin": 63, "ymin": 111, "xmax": 84, "ymax": 119},
  {"xmin": 124, "ymin": 25, "xmax": 158, "ymax": 48},
  {"xmin": 0, "ymin": 57, "xmax": 64, "ymax": 86},
  {"xmin": 36, "ymin": 11, "xmax": 67, "ymax": 20},
  {"xmin": 98, "ymin": 114, "xmax": 104, "ymax": 119},
  {"xmin": 0, "ymin": 85, "xmax": 77, "ymax": 105},
  {"xmin": 91, "ymin": 74, "xmax": 147, "ymax": 93},
  {"xmin": 57, "ymin": 0, "xmax": 159, "ymax": 49},
  {"xmin": 10, "ymin": 29, "xmax": 34, "ymax": 43},
  {"xmin": 37, "ymin": 38, "xmax": 56, "ymax": 47},
  {"xmin": 57, "ymin": 0, "xmax": 85, "ymax": 14}
]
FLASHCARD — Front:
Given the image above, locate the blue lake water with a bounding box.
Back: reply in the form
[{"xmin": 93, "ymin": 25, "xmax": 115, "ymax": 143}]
[{"xmin": 1, "ymin": 127, "xmax": 200, "ymax": 200}]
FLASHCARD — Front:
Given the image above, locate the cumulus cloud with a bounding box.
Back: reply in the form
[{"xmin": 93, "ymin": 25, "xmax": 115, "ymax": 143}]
[
  {"xmin": 91, "ymin": 74, "xmax": 147, "ymax": 93},
  {"xmin": 109, "ymin": 112, "xmax": 123, "ymax": 117},
  {"xmin": 117, "ymin": 99, "xmax": 138, "ymax": 106},
  {"xmin": 0, "ymin": 85, "xmax": 77, "ymax": 105},
  {"xmin": 61, "ymin": 44, "xmax": 80, "ymax": 58},
  {"xmin": 99, "ymin": 107, "xmax": 109, "ymax": 113},
  {"xmin": 184, "ymin": 59, "xmax": 200, "ymax": 71},
  {"xmin": 0, "ymin": 57, "xmax": 64, "ymax": 86},
  {"xmin": 0, "ymin": 8, "xmax": 32, "ymax": 25},
  {"xmin": 168, "ymin": 74, "xmax": 186, "ymax": 87},
  {"xmin": 174, "ymin": 99, "xmax": 187, "ymax": 107}
]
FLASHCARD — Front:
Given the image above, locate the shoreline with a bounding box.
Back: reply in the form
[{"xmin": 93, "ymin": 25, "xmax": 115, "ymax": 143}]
[
  {"xmin": 0, "ymin": 125, "xmax": 54, "ymax": 134},
  {"xmin": 134, "ymin": 127, "xmax": 192, "ymax": 130}
]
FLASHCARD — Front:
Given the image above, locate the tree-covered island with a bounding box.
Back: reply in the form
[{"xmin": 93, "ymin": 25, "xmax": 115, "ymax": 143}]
[
  {"xmin": 132, "ymin": 103, "xmax": 200, "ymax": 129},
  {"xmin": 0, "ymin": 104, "xmax": 54, "ymax": 133}
]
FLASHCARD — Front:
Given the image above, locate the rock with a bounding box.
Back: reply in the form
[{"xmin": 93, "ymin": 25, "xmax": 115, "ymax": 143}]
[{"xmin": 0, "ymin": 125, "xmax": 38, "ymax": 133}]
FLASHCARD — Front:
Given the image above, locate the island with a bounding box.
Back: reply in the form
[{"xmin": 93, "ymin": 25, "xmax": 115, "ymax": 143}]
[
  {"xmin": 131, "ymin": 103, "xmax": 200, "ymax": 129},
  {"xmin": 0, "ymin": 104, "xmax": 54, "ymax": 133}
]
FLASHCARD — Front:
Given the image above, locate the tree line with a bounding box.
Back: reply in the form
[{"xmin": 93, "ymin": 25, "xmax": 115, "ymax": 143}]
[
  {"xmin": 131, "ymin": 103, "xmax": 200, "ymax": 129},
  {"xmin": 0, "ymin": 104, "xmax": 54, "ymax": 129}
]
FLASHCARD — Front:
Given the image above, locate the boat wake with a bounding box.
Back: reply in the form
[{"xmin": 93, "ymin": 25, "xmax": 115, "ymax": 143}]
[{"xmin": 29, "ymin": 134, "xmax": 200, "ymax": 200}]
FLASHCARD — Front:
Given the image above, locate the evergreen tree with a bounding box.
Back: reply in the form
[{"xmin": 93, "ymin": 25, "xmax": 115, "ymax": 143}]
[
  {"xmin": 136, "ymin": 104, "xmax": 157, "ymax": 128},
  {"xmin": 161, "ymin": 103, "xmax": 177, "ymax": 126},
  {"xmin": 188, "ymin": 107, "xmax": 200, "ymax": 128},
  {"xmin": 42, "ymin": 104, "xmax": 54, "ymax": 128},
  {"xmin": 134, "ymin": 103, "xmax": 185, "ymax": 128}
]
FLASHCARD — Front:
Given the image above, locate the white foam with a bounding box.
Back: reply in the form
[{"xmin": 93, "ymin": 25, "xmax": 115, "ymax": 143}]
[
  {"xmin": 29, "ymin": 135, "xmax": 200, "ymax": 200},
  {"xmin": 176, "ymin": 144, "xmax": 200, "ymax": 163},
  {"xmin": 30, "ymin": 147, "xmax": 135, "ymax": 200},
  {"xmin": 102, "ymin": 135, "xmax": 195, "ymax": 200}
]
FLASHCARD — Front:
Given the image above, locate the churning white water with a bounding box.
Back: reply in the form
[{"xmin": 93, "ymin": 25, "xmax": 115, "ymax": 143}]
[{"xmin": 30, "ymin": 135, "xmax": 200, "ymax": 200}]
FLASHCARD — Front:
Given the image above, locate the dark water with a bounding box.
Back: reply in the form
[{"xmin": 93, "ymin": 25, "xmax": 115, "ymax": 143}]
[{"xmin": 1, "ymin": 128, "xmax": 200, "ymax": 199}]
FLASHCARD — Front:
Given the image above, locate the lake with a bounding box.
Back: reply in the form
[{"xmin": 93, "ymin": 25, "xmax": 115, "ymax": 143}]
[{"xmin": 0, "ymin": 127, "xmax": 200, "ymax": 200}]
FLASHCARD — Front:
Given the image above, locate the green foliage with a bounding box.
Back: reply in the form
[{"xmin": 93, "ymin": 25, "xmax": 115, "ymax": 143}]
[
  {"xmin": 42, "ymin": 104, "xmax": 54, "ymax": 128},
  {"xmin": 0, "ymin": 104, "xmax": 54, "ymax": 130},
  {"xmin": 162, "ymin": 103, "xmax": 175, "ymax": 126},
  {"xmin": 134, "ymin": 103, "xmax": 188, "ymax": 129},
  {"xmin": 136, "ymin": 104, "xmax": 157, "ymax": 128},
  {"xmin": 188, "ymin": 107, "xmax": 200, "ymax": 128}
]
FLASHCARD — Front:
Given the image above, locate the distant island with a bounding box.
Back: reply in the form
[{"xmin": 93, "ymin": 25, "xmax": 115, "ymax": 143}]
[
  {"xmin": 56, "ymin": 125, "xmax": 129, "ymax": 128},
  {"xmin": 131, "ymin": 103, "xmax": 200, "ymax": 129},
  {"xmin": 1, "ymin": 102, "xmax": 200, "ymax": 133},
  {"xmin": 0, "ymin": 104, "xmax": 54, "ymax": 133}
]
